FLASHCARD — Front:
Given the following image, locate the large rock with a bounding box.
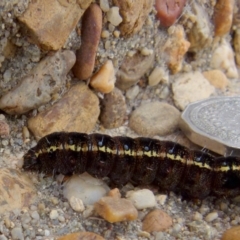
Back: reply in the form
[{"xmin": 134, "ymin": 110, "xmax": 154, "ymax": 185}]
[
  {"xmin": 18, "ymin": 0, "xmax": 92, "ymax": 50},
  {"xmin": 28, "ymin": 83, "xmax": 100, "ymax": 140},
  {"xmin": 0, "ymin": 51, "xmax": 76, "ymax": 115}
]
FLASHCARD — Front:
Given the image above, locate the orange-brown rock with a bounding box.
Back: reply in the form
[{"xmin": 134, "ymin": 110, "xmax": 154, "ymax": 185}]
[
  {"xmin": 214, "ymin": 0, "xmax": 234, "ymax": 37},
  {"xmin": 142, "ymin": 209, "xmax": 173, "ymax": 232},
  {"xmin": 73, "ymin": 3, "xmax": 102, "ymax": 80},
  {"xmin": 222, "ymin": 226, "xmax": 240, "ymax": 240},
  {"xmin": 163, "ymin": 25, "xmax": 190, "ymax": 74},
  {"xmin": 18, "ymin": 0, "xmax": 92, "ymax": 50},
  {"xmin": 57, "ymin": 231, "xmax": 105, "ymax": 240},
  {"xmin": 203, "ymin": 70, "xmax": 229, "ymax": 90},
  {"xmin": 0, "ymin": 168, "xmax": 36, "ymax": 214},
  {"xmin": 113, "ymin": 0, "xmax": 154, "ymax": 36},
  {"xmin": 94, "ymin": 196, "xmax": 138, "ymax": 223},
  {"xmin": 28, "ymin": 83, "xmax": 100, "ymax": 140}
]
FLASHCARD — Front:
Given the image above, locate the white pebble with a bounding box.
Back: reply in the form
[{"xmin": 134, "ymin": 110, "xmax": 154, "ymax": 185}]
[
  {"xmin": 49, "ymin": 209, "xmax": 58, "ymax": 220},
  {"xmin": 205, "ymin": 212, "xmax": 218, "ymax": 222},
  {"xmin": 107, "ymin": 7, "xmax": 123, "ymax": 26},
  {"xmin": 31, "ymin": 210, "xmax": 40, "ymax": 220},
  {"xmin": 44, "ymin": 229, "xmax": 50, "ymax": 236},
  {"xmin": 126, "ymin": 189, "xmax": 156, "ymax": 210},
  {"xmin": 69, "ymin": 196, "xmax": 85, "ymax": 212},
  {"xmin": 126, "ymin": 85, "xmax": 139, "ymax": 99},
  {"xmin": 155, "ymin": 194, "xmax": 168, "ymax": 205},
  {"xmin": 100, "ymin": 0, "xmax": 110, "ymax": 12},
  {"xmin": 193, "ymin": 212, "xmax": 203, "ymax": 221}
]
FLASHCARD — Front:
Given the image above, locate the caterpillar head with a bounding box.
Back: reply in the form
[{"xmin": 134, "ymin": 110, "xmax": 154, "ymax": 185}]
[{"xmin": 22, "ymin": 148, "xmax": 40, "ymax": 171}]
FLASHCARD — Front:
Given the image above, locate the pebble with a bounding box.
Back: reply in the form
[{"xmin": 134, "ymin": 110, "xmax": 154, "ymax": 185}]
[
  {"xmin": 49, "ymin": 209, "xmax": 59, "ymax": 220},
  {"xmin": 126, "ymin": 189, "xmax": 156, "ymax": 210},
  {"xmin": 99, "ymin": 87, "xmax": 126, "ymax": 128},
  {"xmin": 0, "ymin": 115, "xmax": 10, "ymax": 137},
  {"xmin": 203, "ymin": 70, "xmax": 229, "ymax": 90},
  {"xmin": 28, "ymin": 83, "xmax": 100, "ymax": 140},
  {"xmin": 214, "ymin": 0, "xmax": 234, "ymax": 37},
  {"xmin": 129, "ymin": 101, "xmax": 180, "ymax": 136},
  {"xmin": 155, "ymin": 194, "xmax": 168, "ymax": 205},
  {"xmin": 205, "ymin": 212, "xmax": 218, "ymax": 222},
  {"xmin": 11, "ymin": 227, "xmax": 24, "ymax": 240},
  {"xmin": 100, "ymin": 0, "xmax": 110, "ymax": 12},
  {"xmin": 222, "ymin": 225, "xmax": 240, "ymax": 240},
  {"xmin": 69, "ymin": 196, "xmax": 85, "ymax": 212},
  {"xmin": 210, "ymin": 39, "xmax": 239, "ymax": 79},
  {"xmin": 155, "ymin": 0, "xmax": 187, "ymax": 27},
  {"xmin": 94, "ymin": 196, "xmax": 138, "ymax": 223},
  {"xmin": 90, "ymin": 60, "xmax": 116, "ymax": 93},
  {"xmin": 63, "ymin": 173, "xmax": 110, "ymax": 206},
  {"xmin": 106, "ymin": 7, "xmax": 122, "ymax": 26},
  {"xmin": 30, "ymin": 211, "xmax": 40, "ymax": 220},
  {"xmin": 0, "ymin": 168, "xmax": 36, "ymax": 214},
  {"xmin": 233, "ymin": 29, "xmax": 240, "ymax": 66},
  {"xmin": 116, "ymin": 51, "xmax": 155, "ymax": 90},
  {"xmin": 148, "ymin": 66, "xmax": 169, "ymax": 86},
  {"xmin": 18, "ymin": 0, "xmax": 92, "ymax": 50},
  {"xmin": 113, "ymin": 0, "xmax": 154, "ymax": 36},
  {"xmin": 172, "ymin": 71, "xmax": 215, "ymax": 110},
  {"xmin": 57, "ymin": 231, "xmax": 105, "ymax": 240},
  {"xmin": 192, "ymin": 212, "xmax": 203, "ymax": 221},
  {"xmin": 142, "ymin": 209, "xmax": 173, "ymax": 232},
  {"xmin": 0, "ymin": 50, "xmax": 76, "ymax": 115},
  {"xmin": 73, "ymin": 3, "xmax": 102, "ymax": 80},
  {"xmin": 163, "ymin": 25, "xmax": 190, "ymax": 74},
  {"xmin": 126, "ymin": 85, "xmax": 140, "ymax": 99}
]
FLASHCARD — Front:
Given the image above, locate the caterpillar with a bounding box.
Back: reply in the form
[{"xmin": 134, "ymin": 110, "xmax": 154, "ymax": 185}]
[{"xmin": 23, "ymin": 132, "xmax": 240, "ymax": 200}]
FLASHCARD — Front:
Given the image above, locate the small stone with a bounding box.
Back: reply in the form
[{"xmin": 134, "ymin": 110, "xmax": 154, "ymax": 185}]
[
  {"xmin": 126, "ymin": 189, "xmax": 156, "ymax": 210},
  {"xmin": 73, "ymin": 3, "xmax": 102, "ymax": 80},
  {"xmin": 203, "ymin": 70, "xmax": 229, "ymax": 90},
  {"xmin": 100, "ymin": 0, "xmax": 110, "ymax": 12},
  {"xmin": 214, "ymin": 0, "xmax": 234, "ymax": 37},
  {"xmin": 155, "ymin": 0, "xmax": 187, "ymax": 27},
  {"xmin": 148, "ymin": 66, "xmax": 169, "ymax": 86},
  {"xmin": 94, "ymin": 196, "xmax": 138, "ymax": 223},
  {"xmin": 101, "ymin": 30, "xmax": 110, "ymax": 38},
  {"xmin": 116, "ymin": 51, "xmax": 154, "ymax": 90},
  {"xmin": 172, "ymin": 71, "xmax": 215, "ymax": 110},
  {"xmin": 11, "ymin": 227, "xmax": 24, "ymax": 240},
  {"xmin": 233, "ymin": 29, "xmax": 240, "ymax": 66},
  {"xmin": 90, "ymin": 60, "xmax": 116, "ymax": 93},
  {"xmin": 28, "ymin": 83, "xmax": 100, "ymax": 140},
  {"xmin": 63, "ymin": 173, "xmax": 110, "ymax": 206},
  {"xmin": 142, "ymin": 209, "xmax": 173, "ymax": 232},
  {"xmin": 126, "ymin": 85, "xmax": 140, "ymax": 100},
  {"xmin": 210, "ymin": 39, "xmax": 239, "ymax": 79},
  {"xmin": 57, "ymin": 232, "xmax": 105, "ymax": 240},
  {"xmin": 141, "ymin": 47, "xmax": 154, "ymax": 56},
  {"xmin": 192, "ymin": 212, "xmax": 203, "ymax": 221},
  {"xmin": 18, "ymin": 0, "xmax": 92, "ymax": 50},
  {"xmin": 0, "ymin": 116, "xmax": 10, "ymax": 137},
  {"xmin": 163, "ymin": 25, "xmax": 190, "ymax": 74},
  {"xmin": 108, "ymin": 188, "xmax": 121, "ymax": 198},
  {"xmin": 0, "ymin": 51, "xmax": 76, "ymax": 115},
  {"xmin": 113, "ymin": 0, "xmax": 154, "ymax": 36},
  {"xmin": 155, "ymin": 194, "xmax": 168, "ymax": 205},
  {"xmin": 106, "ymin": 7, "xmax": 123, "ymax": 26},
  {"xmin": 222, "ymin": 225, "xmax": 240, "ymax": 240},
  {"xmin": 49, "ymin": 209, "xmax": 59, "ymax": 220},
  {"xmin": 69, "ymin": 196, "xmax": 85, "ymax": 212},
  {"xmin": 99, "ymin": 87, "xmax": 126, "ymax": 129},
  {"xmin": 31, "ymin": 211, "xmax": 40, "ymax": 220},
  {"xmin": 205, "ymin": 212, "xmax": 218, "ymax": 222},
  {"xmin": 129, "ymin": 102, "xmax": 180, "ymax": 136}
]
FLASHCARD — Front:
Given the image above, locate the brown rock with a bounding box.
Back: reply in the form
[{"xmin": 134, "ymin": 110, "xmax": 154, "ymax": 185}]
[
  {"xmin": 214, "ymin": 0, "xmax": 234, "ymax": 37},
  {"xmin": 0, "ymin": 168, "xmax": 36, "ymax": 214},
  {"xmin": 28, "ymin": 83, "xmax": 100, "ymax": 140},
  {"xmin": 155, "ymin": 0, "xmax": 187, "ymax": 27},
  {"xmin": 73, "ymin": 3, "xmax": 102, "ymax": 80},
  {"xmin": 129, "ymin": 102, "xmax": 180, "ymax": 136},
  {"xmin": 233, "ymin": 29, "xmax": 240, "ymax": 67},
  {"xmin": 57, "ymin": 231, "xmax": 105, "ymax": 240},
  {"xmin": 94, "ymin": 196, "xmax": 138, "ymax": 223},
  {"xmin": 0, "ymin": 50, "xmax": 76, "ymax": 115},
  {"xmin": 18, "ymin": 0, "xmax": 92, "ymax": 50},
  {"xmin": 99, "ymin": 88, "xmax": 126, "ymax": 129},
  {"xmin": 90, "ymin": 60, "xmax": 116, "ymax": 93},
  {"xmin": 116, "ymin": 51, "xmax": 155, "ymax": 90},
  {"xmin": 163, "ymin": 25, "xmax": 190, "ymax": 74},
  {"xmin": 0, "ymin": 114, "xmax": 10, "ymax": 137},
  {"xmin": 222, "ymin": 226, "xmax": 240, "ymax": 240},
  {"xmin": 142, "ymin": 209, "xmax": 173, "ymax": 232},
  {"xmin": 113, "ymin": 0, "xmax": 154, "ymax": 36},
  {"xmin": 203, "ymin": 70, "xmax": 229, "ymax": 90}
]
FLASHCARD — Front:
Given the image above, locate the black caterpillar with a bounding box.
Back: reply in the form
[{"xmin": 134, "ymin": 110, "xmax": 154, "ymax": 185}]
[{"xmin": 23, "ymin": 132, "xmax": 240, "ymax": 200}]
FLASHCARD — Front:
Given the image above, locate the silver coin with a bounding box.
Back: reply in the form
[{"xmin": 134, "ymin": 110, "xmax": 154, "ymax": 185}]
[{"xmin": 179, "ymin": 96, "xmax": 240, "ymax": 156}]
